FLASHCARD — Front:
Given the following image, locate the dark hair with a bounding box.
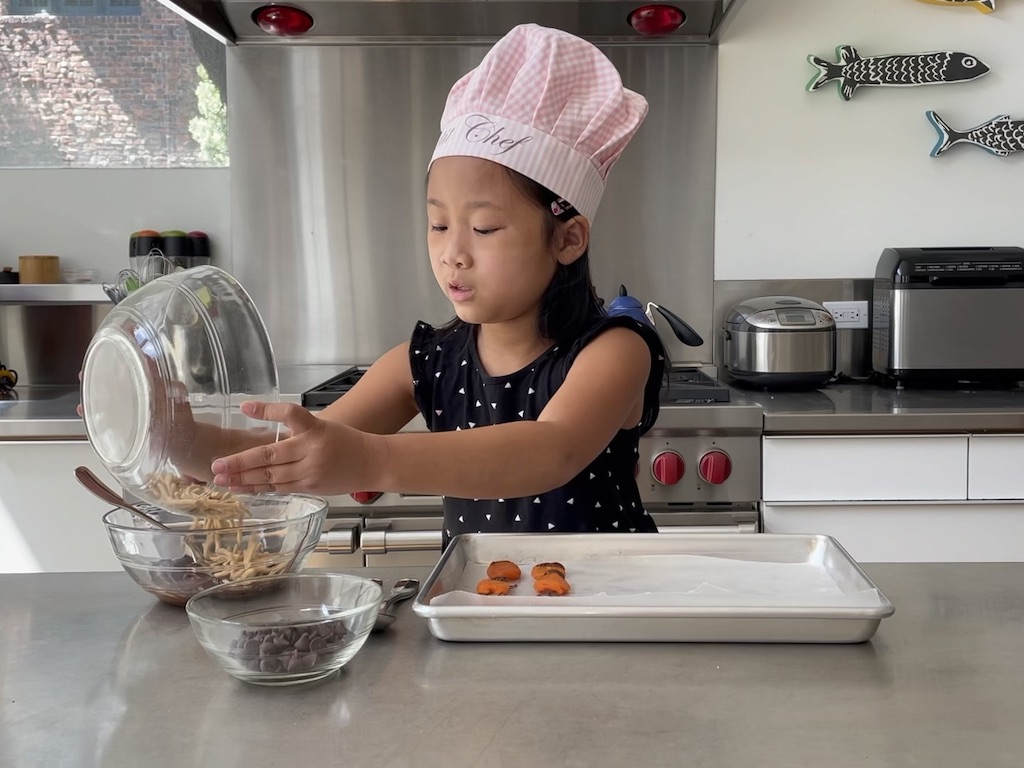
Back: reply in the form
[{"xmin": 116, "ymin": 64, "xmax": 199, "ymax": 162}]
[{"xmin": 436, "ymin": 168, "xmax": 605, "ymax": 344}]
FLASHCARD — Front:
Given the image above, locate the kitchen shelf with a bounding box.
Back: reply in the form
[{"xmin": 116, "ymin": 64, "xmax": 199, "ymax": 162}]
[{"xmin": 0, "ymin": 284, "xmax": 108, "ymax": 305}]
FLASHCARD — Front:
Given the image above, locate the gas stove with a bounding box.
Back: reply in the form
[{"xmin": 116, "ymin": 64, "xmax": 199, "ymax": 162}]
[{"xmin": 302, "ymin": 364, "xmax": 762, "ymax": 505}]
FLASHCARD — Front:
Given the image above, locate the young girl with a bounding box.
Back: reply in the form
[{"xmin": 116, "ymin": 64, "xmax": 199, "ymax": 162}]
[{"xmin": 210, "ymin": 24, "xmax": 667, "ymax": 540}]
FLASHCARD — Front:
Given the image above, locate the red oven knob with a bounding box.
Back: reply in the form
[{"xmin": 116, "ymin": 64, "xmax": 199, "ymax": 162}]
[
  {"xmin": 351, "ymin": 491, "xmax": 382, "ymax": 504},
  {"xmin": 698, "ymin": 450, "xmax": 732, "ymax": 485},
  {"xmin": 651, "ymin": 451, "xmax": 685, "ymax": 485}
]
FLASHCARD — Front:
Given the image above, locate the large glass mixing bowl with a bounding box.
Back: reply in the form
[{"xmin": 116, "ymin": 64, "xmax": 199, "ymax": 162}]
[{"xmin": 81, "ymin": 266, "xmax": 279, "ymax": 510}]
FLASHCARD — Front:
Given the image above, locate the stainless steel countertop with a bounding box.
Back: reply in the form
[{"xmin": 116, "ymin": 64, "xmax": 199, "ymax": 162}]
[
  {"xmin": 0, "ymin": 364, "xmax": 352, "ymax": 440},
  {"xmin": 732, "ymin": 380, "xmax": 1024, "ymax": 434},
  {"xmin": 2, "ymin": 564, "xmax": 1022, "ymax": 767}
]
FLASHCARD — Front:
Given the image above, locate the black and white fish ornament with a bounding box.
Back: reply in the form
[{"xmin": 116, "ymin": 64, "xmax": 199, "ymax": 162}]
[
  {"xmin": 807, "ymin": 45, "xmax": 989, "ymax": 101},
  {"xmin": 914, "ymin": 0, "xmax": 995, "ymax": 13},
  {"xmin": 927, "ymin": 111, "xmax": 1024, "ymax": 157}
]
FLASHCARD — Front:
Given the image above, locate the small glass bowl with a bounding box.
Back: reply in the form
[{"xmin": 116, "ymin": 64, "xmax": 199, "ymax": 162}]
[
  {"xmin": 63, "ymin": 268, "xmax": 100, "ymax": 284},
  {"xmin": 103, "ymin": 494, "xmax": 328, "ymax": 607},
  {"xmin": 186, "ymin": 573, "xmax": 383, "ymax": 686},
  {"xmin": 81, "ymin": 265, "xmax": 279, "ymax": 511}
]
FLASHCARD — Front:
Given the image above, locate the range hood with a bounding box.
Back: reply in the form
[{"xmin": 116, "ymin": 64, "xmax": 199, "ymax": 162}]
[{"xmin": 158, "ymin": 0, "xmax": 747, "ymax": 46}]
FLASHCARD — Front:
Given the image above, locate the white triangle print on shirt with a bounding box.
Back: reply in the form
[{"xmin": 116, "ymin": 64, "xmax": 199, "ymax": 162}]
[
  {"xmin": 567, "ymin": 498, "xmax": 574, "ymax": 505},
  {"xmin": 528, "ymin": 387, "xmax": 535, "ymax": 395},
  {"xmin": 533, "ymin": 497, "xmax": 541, "ymax": 504},
  {"xmin": 458, "ymin": 387, "xmax": 465, "ymax": 394},
  {"xmin": 514, "ymin": 514, "xmax": 521, "ymax": 522},
  {"xmin": 504, "ymin": 382, "xmax": 511, "ymax": 389},
  {"xmin": 475, "ymin": 400, "xmax": 482, "ymax": 407},
  {"xmin": 455, "ymin": 426, "xmax": 461, "ymax": 431},
  {"xmin": 458, "ymin": 516, "xmax": 464, "ymax": 523},
  {"xmin": 595, "ymin": 501, "xmax": 601, "ymax": 509},
  {"xmin": 490, "ymin": 403, "xmax": 497, "ymax": 409},
  {"xmin": 589, "ymin": 473, "xmax": 596, "ymax": 480},
  {"xmin": 434, "ymin": 371, "xmax": 440, "ymax": 378},
  {"xmin": 485, "ymin": 514, "xmax": 491, "ymax": 521},
  {"xmin": 612, "ymin": 521, "xmax": 619, "ymax": 528},
  {"xmin": 468, "ymin": 422, "xmax": 476, "ymax": 428},
  {"xmin": 461, "ymin": 359, "xmax": 467, "ymax": 366},
  {"xmin": 518, "ymin": 411, "xmax": 524, "ymax": 418},
  {"xmin": 548, "ymin": 522, "xmax": 555, "ymax": 530},
  {"xmin": 436, "ymin": 345, "xmax": 441, "ymax": 351},
  {"xmin": 435, "ymin": 409, "xmax": 442, "ymax": 415}
]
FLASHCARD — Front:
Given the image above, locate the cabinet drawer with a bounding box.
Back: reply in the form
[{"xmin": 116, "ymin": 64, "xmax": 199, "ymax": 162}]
[
  {"xmin": 969, "ymin": 435, "xmax": 1024, "ymax": 500},
  {"xmin": 763, "ymin": 435, "xmax": 968, "ymax": 502},
  {"xmin": 763, "ymin": 502, "xmax": 1024, "ymax": 563}
]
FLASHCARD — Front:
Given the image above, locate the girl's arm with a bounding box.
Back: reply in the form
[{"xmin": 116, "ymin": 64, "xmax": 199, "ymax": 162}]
[
  {"xmin": 174, "ymin": 343, "xmax": 418, "ymax": 481},
  {"xmin": 211, "ymin": 327, "xmax": 651, "ymax": 498},
  {"xmin": 314, "ymin": 342, "xmax": 420, "ymax": 434}
]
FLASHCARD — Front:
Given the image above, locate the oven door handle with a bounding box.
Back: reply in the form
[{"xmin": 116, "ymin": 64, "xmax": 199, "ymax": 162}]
[
  {"xmin": 657, "ymin": 523, "xmax": 758, "ymax": 535},
  {"xmin": 313, "ymin": 523, "xmax": 359, "ymax": 555},
  {"xmin": 361, "ymin": 529, "xmax": 443, "ymax": 554}
]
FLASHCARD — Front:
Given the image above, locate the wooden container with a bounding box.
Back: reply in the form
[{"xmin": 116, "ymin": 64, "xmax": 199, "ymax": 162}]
[{"xmin": 18, "ymin": 255, "xmax": 61, "ymax": 284}]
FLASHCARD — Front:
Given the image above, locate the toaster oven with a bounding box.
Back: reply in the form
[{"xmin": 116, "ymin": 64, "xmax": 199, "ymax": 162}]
[{"xmin": 872, "ymin": 246, "xmax": 1024, "ymax": 385}]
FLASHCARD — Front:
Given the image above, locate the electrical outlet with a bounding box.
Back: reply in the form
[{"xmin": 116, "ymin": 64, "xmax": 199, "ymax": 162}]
[{"xmin": 822, "ymin": 300, "xmax": 869, "ymax": 329}]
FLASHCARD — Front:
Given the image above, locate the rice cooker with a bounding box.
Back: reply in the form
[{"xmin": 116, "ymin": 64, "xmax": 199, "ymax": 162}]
[{"xmin": 722, "ymin": 296, "xmax": 836, "ymax": 389}]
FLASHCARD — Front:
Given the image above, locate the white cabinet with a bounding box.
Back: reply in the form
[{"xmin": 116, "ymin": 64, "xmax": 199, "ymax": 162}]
[
  {"xmin": 762, "ymin": 434, "xmax": 1024, "ymax": 562},
  {"xmin": 763, "ymin": 435, "xmax": 968, "ymax": 502},
  {"xmin": 0, "ymin": 441, "xmax": 121, "ymax": 573},
  {"xmin": 968, "ymin": 435, "xmax": 1024, "ymax": 500},
  {"xmin": 763, "ymin": 502, "xmax": 1024, "ymax": 563}
]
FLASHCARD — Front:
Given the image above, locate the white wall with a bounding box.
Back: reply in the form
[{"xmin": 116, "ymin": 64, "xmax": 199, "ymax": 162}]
[
  {"xmin": 716, "ymin": 0, "xmax": 1024, "ymax": 280},
  {"xmin": 0, "ymin": 168, "xmax": 231, "ymax": 282}
]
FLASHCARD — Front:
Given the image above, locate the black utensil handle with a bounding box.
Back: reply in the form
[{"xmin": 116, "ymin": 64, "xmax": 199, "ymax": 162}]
[{"xmin": 653, "ymin": 304, "xmax": 704, "ymax": 347}]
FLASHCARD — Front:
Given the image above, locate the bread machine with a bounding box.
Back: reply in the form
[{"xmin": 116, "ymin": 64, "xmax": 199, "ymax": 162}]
[
  {"xmin": 872, "ymin": 246, "xmax": 1024, "ymax": 385},
  {"xmin": 722, "ymin": 296, "xmax": 836, "ymax": 389}
]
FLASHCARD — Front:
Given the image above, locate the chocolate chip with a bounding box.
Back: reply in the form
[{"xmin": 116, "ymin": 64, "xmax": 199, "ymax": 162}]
[
  {"xmin": 294, "ymin": 632, "xmax": 310, "ymax": 651},
  {"xmin": 309, "ymin": 636, "xmax": 326, "ymax": 652},
  {"xmin": 260, "ymin": 658, "xmax": 281, "ymax": 673}
]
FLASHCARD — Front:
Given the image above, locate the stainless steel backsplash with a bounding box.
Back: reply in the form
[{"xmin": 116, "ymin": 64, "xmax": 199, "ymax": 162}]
[
  {"xmin": 227, "ymin": 44, "xmax": 717, "ymax": 366},
  {"xmin": 0, "ymin": 305, "xmax": 110, "ymax": 387}
]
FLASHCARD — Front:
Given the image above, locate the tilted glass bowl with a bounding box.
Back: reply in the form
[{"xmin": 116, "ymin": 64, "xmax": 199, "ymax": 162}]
[
  {"xmin": 186, "ymin": 573, "xmax": 383, "ymax": 686},
  {"xmin": 81, "ymin": 265, "xmax": 279, "ymax": 511}
]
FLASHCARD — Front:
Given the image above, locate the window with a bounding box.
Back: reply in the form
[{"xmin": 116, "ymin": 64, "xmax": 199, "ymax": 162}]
[{"xmin": 0, "ymin": 0, "xmax": 227, "ymax": 167}]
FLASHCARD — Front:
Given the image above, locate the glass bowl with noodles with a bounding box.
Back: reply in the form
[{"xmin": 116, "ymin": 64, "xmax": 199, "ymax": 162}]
[
  {"xmin": 80, "ymin": 265, "xmax": 281, "ymax": 513},
  {"xmin": 103, "ymin": 493, "xmax": 329, "ymax": 607}
]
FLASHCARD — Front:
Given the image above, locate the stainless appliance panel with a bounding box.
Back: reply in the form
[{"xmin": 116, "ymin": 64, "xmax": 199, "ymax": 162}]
[
  {"xmin": 724, "ymin": 329, "xmax": 835, "ymax": 375},
  {"xmin": 886, "ymin": 289, "xmax": 1024, "ymax": 371},
  {"xmin": 228, "ymin": 44, "xmax": 717, "ymax": 365},
  {"xmin": 0, "ymin": 305, "xmax": 110, "ymax": 387}
]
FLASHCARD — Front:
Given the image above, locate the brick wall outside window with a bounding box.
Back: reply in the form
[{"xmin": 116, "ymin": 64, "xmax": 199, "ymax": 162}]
[{"xmin": 0, "ymin": 0, "xmax": 224, "ymax": 167}]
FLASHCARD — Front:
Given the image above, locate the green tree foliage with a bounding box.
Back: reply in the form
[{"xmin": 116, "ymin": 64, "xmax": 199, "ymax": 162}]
[{"xmin": 189, "ymin": 65, "xmax": 228, "ymax": 166}]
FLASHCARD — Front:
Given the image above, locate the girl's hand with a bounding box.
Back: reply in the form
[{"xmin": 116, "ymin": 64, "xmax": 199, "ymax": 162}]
[{"xmin": 210, "ymin": 401, "xmax": 377, "ymax": 495}]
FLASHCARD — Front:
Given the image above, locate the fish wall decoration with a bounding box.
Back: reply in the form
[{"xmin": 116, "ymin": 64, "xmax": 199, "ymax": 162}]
[
  {"xmin": 927, "ymin": 111, "xmax": 1024, "ymax": 157},
  {"xmin": 915, "ymin": 0, "xmax": 995, "ymax": 13},
  {"xmin": 807, "ymin": 46, "xmax": 990, "ymax": 101}
]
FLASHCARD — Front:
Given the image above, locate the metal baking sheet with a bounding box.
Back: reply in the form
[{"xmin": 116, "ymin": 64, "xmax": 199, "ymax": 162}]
[{"xmin": 412, "ymin": 533, "xmax": 894, "ymax": 643}]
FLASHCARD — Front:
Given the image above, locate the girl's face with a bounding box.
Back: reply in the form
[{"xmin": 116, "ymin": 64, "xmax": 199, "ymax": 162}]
[{"xmin": 426, "ymin": 156, "xmax": 560, "ymax": 329}]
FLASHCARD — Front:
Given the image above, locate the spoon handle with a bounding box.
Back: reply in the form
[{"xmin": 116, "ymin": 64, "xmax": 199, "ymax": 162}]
[{"xmin": 74, "ymin": 466, "xmax": 170, "ymax": 531}]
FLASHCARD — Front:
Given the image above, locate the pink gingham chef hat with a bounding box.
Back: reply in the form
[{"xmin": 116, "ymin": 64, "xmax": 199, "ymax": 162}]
[{"xmin": 430, "ymin": 24, "xmax": 649, "ymax": 222}]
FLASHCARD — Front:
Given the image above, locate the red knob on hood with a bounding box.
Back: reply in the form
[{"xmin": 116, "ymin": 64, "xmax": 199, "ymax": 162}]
[
  {"xmin": 628, "ymin": 5, "xmax": 686, "ymax": 36},
  {"xmin": 351, "ymin": 491, "xmax": 382, "ymax": 504},
  {"xmin": 652, "ymin": 451, "xmax": 685, "ymax": 485},
  {"xmin": 253, "ymin": 6, "xmax": 315, "ymax": 37}
]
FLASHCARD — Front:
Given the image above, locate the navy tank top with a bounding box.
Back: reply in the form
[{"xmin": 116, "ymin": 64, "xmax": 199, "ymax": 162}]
[{"xmin": 409, "ymin": 315, "xmax": 665, "ymax": 543}]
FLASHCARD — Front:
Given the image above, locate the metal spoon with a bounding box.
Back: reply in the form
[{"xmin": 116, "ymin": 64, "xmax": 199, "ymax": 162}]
[
  {"xmin": 372, "ymin": 578, "xmax": 420, "ymax": 632},
  {"xmin": 74, "ymin": 466, "xmax": 170, "ymax": 530}
]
